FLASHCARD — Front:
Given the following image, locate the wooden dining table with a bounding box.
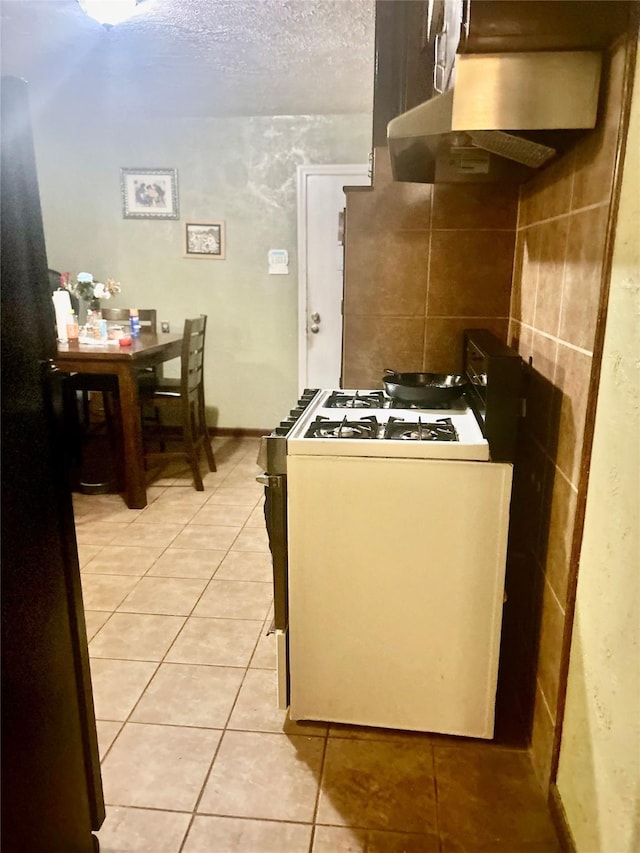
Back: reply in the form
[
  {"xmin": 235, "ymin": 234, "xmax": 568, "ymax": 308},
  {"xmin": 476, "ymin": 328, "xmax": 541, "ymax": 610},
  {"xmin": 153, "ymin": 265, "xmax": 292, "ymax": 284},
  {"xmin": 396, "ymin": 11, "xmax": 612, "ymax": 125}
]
[{"xmin": 54, "ymin": 332, "xmax": 183, "ymax": 509}]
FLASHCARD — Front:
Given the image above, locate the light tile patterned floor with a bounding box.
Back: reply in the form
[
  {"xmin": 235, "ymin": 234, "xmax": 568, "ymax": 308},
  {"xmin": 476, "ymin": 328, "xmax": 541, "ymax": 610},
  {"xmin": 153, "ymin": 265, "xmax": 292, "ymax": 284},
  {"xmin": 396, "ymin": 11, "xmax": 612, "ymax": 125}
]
[{"xmin": 76, "ymin": 436, "xmax": 560, "ymax": 853}]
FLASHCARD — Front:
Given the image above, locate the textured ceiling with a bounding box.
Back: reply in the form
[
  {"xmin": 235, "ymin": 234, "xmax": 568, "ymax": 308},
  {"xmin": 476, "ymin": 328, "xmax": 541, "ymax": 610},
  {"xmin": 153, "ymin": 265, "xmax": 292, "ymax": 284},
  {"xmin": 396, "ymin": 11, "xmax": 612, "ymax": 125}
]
[{"xmin": 1, "ymin": 0, "xmax": 376, "ymax": 117}]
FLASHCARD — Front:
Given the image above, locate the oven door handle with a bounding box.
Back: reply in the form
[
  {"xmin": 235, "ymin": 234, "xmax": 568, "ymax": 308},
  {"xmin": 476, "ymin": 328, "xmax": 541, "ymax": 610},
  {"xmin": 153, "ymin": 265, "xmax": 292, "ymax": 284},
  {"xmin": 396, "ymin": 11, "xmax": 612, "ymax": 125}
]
[
  {"xmin": 257, "ymin": 472, "xmax": 288, "ymax": 634},
  {"xmin": 257, "ymin": 473, "xmax": 284, "ymax": 488}
]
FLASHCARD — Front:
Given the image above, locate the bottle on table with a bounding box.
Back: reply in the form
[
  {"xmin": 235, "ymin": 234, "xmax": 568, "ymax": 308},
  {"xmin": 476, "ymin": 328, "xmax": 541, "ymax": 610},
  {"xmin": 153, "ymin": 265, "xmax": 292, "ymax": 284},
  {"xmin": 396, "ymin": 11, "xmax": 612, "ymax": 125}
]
[
  {"xmin": 66, "ymin": 311, "xmax": 79, "ymax": 340},
  {"xmin": 85, "ymin": 301, "xmax": 102, "ymax": 339},
  {"xmin": 130, "ymin": 308, "xmax": 141, "ymax": 338}
]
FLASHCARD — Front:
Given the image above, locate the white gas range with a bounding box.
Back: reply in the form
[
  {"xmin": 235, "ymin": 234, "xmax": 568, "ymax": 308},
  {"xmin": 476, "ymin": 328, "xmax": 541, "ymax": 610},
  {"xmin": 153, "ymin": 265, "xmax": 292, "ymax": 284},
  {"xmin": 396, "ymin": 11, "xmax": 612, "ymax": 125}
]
[
  {"xmin": 286, "ymin": 389, "xmax": 489, "ymax": 461},
  {"xmin": 258, "ymin": 330, "xmax": 526, "ymax": 739}
]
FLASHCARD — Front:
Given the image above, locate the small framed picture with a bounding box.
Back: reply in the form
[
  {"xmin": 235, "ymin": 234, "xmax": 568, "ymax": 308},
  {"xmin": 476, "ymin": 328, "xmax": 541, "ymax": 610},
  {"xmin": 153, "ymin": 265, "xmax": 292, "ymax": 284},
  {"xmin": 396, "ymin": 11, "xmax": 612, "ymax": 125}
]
[
  {"xmin": 120, "ymin": 168, "xmax": 179, "ymax": 219},
  {"xmin": 185, "ymin": 222, "xmax": 226, "ymax": 259}
]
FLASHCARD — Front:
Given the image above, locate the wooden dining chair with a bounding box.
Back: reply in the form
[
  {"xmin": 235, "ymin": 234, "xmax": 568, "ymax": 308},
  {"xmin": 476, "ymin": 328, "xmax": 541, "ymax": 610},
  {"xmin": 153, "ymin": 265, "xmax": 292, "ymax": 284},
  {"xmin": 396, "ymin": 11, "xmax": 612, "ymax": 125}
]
[
  {"xmin": 140, "ymin": 315, "xmax": 216, "ymax": 490},
  {"xmin": 101, "ymin": 307, "xmax": 157, "ymax": 333},
  {"xmin": 73, "ymin": 307, "xmax": 159, "ymax": 424},
  {"xmin": 100, "ymin": 306, "xmax": 130, "ymax": 325},
  {"xmin": 138, "ymin": 309, "xmax": 157, "ymax": 333},
  {"xmin": 101, "ymin": 307, "xmax": 160, "ymax": 387}
]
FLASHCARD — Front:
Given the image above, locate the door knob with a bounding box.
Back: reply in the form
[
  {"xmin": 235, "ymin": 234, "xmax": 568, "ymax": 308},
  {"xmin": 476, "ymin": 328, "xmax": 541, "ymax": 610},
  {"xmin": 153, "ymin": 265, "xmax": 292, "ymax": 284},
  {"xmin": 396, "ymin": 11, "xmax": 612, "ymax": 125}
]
[
  {"xmin": 310, "ymin": 312, "xmax": 320, "ymax": 323},
  {"xmin": 310, "ymin": 324, "xmax": 320, "ymax": 334}
]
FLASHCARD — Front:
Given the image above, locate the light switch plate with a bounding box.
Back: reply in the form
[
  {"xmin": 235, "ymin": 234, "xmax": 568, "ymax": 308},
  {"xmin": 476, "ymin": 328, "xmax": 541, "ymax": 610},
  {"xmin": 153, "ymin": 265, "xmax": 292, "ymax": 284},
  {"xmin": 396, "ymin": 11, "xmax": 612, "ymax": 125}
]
[
  {"xmin": 268, "ymin": 249, "xmax": 289, "ymax": 275},
  {"xmin": 161, "ymin": 321, "xmax": 170, "ymax": 332}
]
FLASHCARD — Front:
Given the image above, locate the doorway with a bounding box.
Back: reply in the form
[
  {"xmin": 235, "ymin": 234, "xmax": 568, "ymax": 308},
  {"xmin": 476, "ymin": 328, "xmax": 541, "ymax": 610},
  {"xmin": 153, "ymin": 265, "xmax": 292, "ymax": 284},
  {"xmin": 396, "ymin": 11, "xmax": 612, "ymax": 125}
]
[{"xmin": 297, "ymin": 164, "xmax": 370, "ymax": 391}]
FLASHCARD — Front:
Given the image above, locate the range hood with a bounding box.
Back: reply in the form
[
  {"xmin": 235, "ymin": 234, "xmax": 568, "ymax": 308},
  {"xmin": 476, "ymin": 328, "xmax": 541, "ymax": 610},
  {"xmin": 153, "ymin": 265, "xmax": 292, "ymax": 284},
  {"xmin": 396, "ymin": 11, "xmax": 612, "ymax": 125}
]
[{"xmin": 387, "ymin": 51, "xmax": 602, "ymax": 183}]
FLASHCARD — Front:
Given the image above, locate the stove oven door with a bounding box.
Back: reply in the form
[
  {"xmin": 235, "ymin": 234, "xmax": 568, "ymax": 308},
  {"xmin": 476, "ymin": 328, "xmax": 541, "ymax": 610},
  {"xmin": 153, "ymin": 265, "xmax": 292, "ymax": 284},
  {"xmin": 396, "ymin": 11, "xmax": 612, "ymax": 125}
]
[{"xmin": 257, "ymin": 472, "xmax": 289, "ymax": 709}]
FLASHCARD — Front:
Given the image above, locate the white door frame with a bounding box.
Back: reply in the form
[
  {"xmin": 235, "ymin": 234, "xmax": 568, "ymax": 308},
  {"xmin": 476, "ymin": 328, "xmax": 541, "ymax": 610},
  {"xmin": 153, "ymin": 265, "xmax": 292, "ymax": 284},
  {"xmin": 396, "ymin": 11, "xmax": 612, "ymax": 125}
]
[{"xmin": 297, "ymin": 164, "xmax": 370, "ymax": 393}]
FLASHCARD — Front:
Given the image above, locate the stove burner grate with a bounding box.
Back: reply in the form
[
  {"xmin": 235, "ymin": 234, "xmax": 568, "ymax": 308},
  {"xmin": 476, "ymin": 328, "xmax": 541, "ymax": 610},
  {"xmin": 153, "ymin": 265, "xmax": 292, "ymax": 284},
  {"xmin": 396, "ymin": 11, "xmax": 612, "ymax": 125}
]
[
  {"xmin": 384, "ymin": 417, "xmax": 459, "ymax": 442},
  {"xmin": 325, "ymin": 390, "xmax": 457, "ymax": 411},
  {"xmin": 388, "ymin": 398, "xmax": 452, "ymax": 411},
  {"xmin": 305, "ymin": 415, "xmax": 379, "ymax": 440},
  {"xmin": 325, "ymin": 391, "xmax": 386, "ymax": 409}
]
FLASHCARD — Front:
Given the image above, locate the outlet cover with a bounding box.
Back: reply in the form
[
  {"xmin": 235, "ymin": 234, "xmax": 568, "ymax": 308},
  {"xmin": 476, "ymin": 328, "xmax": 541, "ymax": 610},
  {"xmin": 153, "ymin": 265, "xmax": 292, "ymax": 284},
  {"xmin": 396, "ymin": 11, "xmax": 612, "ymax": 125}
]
[{"xmin": 161, "ymin": 321, "xmax": 170, "ymax": 333}]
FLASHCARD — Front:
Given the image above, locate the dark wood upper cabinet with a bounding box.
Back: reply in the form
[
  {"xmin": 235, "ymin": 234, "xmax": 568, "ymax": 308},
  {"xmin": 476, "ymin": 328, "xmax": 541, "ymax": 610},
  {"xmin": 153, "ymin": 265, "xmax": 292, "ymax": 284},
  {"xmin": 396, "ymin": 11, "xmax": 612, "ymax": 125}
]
[
  {"xmin": 372, "ymin": 1, "xmax": 432, "ymax": 148},
  {"xmin": 464, "ymin": 0, "xmax": 633, "ymax": 53}
]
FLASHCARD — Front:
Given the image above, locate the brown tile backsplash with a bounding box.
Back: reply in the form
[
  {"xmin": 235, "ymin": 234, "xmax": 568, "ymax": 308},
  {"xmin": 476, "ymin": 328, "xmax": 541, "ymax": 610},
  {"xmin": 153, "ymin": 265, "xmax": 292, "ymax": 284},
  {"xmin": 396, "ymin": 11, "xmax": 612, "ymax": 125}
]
[
  {"xmin": 553, "ymin": 343, "xmax": 593, "ymax": 488},
  {"xmin": 530, "ymin": 684, "xmax": 556, "ymax": 791},
  {"xmin": 507, "ymin": 319, "xmax": 532, "ymax": 362},
  {"xmin": 344, "ymin": 177, "xmax": 517, "ymax": 385},
  {"xmin": 572, "ymin": 48, "xmax": 625, "ymax": 211},
  {"xmin": 342, "ymin": 315, "xmax": 425, "ymax": 387},
  {"xmin": 526, "ymin": 331, "xmax": 560, "ymax": 452},
  {"xmin": 523, "ymin": 150, "xmax": 575, "ymax": 226},
  {"xmin": 344, "ymin": 230, "xmax": 429, "ymax": 316},
  {"xmin": 428, "ymin": 231, "xmax": 515, "ymax": 318},
  {"xmin": 504, "ymin": 32, "xmax": 630, "ymax": 801},
  {"xmin": 560, "ymin": 204, "xmax": 609, "ymax": 351},
  {"xmin": 432, "ymin": 183, "xmax": 518, "ymax": 231},
  {"xmin": 535, "ymin": 218, "xmax": 569, "ymax": 338},
  {"xmin": 574, "ymin": 161, "xmax": 603, "ymax": 219},
  {"xmin": 542, "ymin": 466, "xmax": 578, "ymax": 611},
  {"xmin": 518, "ymin": 180, "xmax": 543, "ymax": 231},
  {"xmin": 511, "ymin": 226, "xmax": 541, "ymax": 327},
  {"xmin": 347, "ymin": 181, "xmax": 432, "ymax": 232},
  {"xmin": 535, "ymin": 577, "xmax": 566, "ymax": 724},
  {"xmin": 423, "ymin": 317, "xmax": 508, "ymax": 374}
]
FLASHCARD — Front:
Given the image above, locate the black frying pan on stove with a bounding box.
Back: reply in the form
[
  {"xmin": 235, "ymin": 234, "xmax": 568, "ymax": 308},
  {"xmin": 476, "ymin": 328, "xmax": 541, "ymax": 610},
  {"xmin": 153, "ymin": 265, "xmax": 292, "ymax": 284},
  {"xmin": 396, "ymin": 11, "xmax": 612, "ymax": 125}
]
[{"xmin": 382, "ymin": 370, "xmax": 468, "ymax": 405}]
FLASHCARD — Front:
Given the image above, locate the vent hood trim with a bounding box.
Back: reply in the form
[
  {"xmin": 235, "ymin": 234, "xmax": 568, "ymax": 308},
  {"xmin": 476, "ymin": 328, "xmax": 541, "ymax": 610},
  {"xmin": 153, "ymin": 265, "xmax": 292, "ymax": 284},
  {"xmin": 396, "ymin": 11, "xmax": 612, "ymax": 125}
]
[{"xmin": 387, "ymin": 51, "xmax": 602, "ymax": 183}]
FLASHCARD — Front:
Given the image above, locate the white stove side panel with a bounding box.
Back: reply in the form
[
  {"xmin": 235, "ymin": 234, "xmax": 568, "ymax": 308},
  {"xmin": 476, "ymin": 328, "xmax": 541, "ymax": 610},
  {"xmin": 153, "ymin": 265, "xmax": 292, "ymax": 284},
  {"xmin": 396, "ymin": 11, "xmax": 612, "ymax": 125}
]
[{"xmin": 287, "ymin": 455, "xmax": 512, "ymax": 738}]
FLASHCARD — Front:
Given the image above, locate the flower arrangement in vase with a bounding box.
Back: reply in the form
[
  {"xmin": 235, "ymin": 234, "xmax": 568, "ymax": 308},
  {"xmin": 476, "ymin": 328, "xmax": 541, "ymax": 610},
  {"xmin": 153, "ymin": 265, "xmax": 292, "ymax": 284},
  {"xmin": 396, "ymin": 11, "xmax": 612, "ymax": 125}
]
[
  {"xmin": 64, "ymin": 272, "xmax": 122, "ymax": 339},
  {"xmin": 66, "ymin": 271, "xmax": 121, "ymax": 309}
]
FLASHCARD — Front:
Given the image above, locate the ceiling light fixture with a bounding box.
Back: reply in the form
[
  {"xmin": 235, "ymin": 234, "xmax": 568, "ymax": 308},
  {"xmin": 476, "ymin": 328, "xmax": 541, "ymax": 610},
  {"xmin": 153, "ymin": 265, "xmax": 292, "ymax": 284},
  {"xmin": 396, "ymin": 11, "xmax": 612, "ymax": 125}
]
[{"xmin": 77, "ymin": 0, "xmax": 144, "ymax": 27}]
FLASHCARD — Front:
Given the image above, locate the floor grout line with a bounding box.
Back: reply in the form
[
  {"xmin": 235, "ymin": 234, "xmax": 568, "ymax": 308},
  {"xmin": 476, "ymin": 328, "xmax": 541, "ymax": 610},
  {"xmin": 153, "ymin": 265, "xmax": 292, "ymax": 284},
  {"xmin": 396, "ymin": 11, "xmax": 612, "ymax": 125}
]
[
  {"xmin": 78, "ymin": 436, "xmax": 560, "ymax": 852},
  {"xmin": 180, "ymin": 552, "xmax": 270, "ymax": 853}
]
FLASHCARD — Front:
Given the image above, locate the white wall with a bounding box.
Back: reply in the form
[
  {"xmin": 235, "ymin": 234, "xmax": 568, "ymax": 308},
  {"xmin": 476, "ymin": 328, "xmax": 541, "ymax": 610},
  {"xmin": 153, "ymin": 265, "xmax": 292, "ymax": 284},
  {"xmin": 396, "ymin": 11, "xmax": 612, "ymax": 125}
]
[
  {"xmin": 32, "ymin": 103, "xmax": 371, "ymax": 428},
  {"xmin": 556, "ymin": 46, "xmax": 640, "ymax": 852}
]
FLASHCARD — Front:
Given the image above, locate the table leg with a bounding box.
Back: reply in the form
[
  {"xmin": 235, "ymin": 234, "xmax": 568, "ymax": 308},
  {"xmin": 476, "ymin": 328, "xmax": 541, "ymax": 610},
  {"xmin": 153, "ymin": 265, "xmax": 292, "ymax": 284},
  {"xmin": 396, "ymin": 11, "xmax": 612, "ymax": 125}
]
[{"xmin": 116, "ymin": 366, "xmax": 147, "ymax": 509}]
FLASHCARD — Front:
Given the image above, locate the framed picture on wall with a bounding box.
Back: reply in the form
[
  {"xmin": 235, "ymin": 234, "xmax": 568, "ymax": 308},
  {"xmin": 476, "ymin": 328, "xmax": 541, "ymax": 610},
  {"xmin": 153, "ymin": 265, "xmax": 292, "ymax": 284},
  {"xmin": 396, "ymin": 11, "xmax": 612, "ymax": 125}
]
[
  {"xmin": 184, "ymin": 222, "xmax": 226, "ymax": 259},
  {"xmin": 120, "ymin": 168, "xmax": 179, "ymax": 219}
]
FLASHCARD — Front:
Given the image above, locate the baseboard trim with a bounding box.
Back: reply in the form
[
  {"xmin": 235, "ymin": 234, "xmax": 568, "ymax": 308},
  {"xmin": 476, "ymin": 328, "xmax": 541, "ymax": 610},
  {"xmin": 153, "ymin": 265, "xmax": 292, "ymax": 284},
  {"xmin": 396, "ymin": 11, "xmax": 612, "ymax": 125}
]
[
  {"xmin": 549, "ymin": 783, "xmax": 576, "ymax": 853},
  {"xmin": 209, "ymin": 427, "xmax": 269, "ymax": 438}
]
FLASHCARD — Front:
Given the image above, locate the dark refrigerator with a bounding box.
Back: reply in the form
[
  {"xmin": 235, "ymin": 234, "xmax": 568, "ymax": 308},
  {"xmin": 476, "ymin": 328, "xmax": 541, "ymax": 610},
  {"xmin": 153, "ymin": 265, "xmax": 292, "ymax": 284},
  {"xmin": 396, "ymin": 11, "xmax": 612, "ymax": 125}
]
[{"xmin": 1, "ymin": 77, "xmax": 105, "ymax": 850}]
